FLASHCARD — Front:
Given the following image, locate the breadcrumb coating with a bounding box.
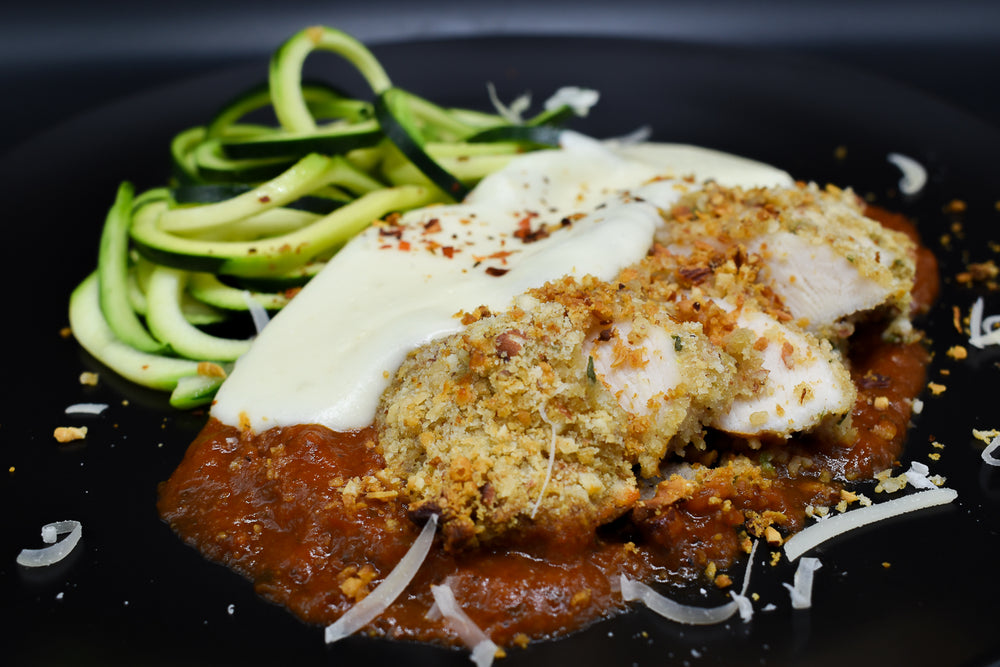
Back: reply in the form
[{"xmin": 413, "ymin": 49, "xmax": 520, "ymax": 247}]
[{"xmin": 378, "ymin": 297, "xmax": 639, "ymax": 550}]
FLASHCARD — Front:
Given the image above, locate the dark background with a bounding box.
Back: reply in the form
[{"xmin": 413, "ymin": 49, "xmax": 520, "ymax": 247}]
[
  {"xmin": 3, "ymin": 3, "xmax": 1000, "ymax": 666},
  {"xmin": 2, "ymin": 0, "xmax": 999, "ymax": 157}
]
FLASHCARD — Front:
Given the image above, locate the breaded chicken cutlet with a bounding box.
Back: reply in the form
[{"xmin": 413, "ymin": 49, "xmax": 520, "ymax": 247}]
[{"xmin": 376, "ymin": 182, "xmax": 916, "ymax": 552}]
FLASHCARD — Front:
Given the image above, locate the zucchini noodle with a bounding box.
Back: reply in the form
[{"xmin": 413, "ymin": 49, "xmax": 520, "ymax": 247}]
[{"xmin": 69, "ymin": 24, "xmax": 593, "ymax": 407}]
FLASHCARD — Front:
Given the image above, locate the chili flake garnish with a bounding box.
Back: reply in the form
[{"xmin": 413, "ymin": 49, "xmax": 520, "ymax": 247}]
[
  {"xmin": 513, "ymin": 216, "xmax": 550, "ymax": 243},
  {"xmin": 473, "ymin": 250, "xmax": 517, "ymax": 265}
]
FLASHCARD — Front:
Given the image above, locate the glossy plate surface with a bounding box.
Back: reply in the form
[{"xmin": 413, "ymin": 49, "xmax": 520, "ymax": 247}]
[{"xmin": 4, "ymin": 36, "xmax": 1000, "ymax": 667}]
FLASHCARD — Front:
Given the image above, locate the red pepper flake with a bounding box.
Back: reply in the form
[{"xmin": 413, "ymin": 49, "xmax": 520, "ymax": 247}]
[
  {"xmin": 442, "ymin": 246, "xmax": 456, "ymax": 259},
  {"xmin": 485, "ymin": 267, "xmax": 509, "ymax": 277},
  {"xmin": 423, "ymin": 218, "xmax": 442, "ymax": 234},
  {"xmin": 399, "ymin": 241, "xmax": 411, "ymax": 251},
  {"xmin": 379, "ymin": 227, "xmax": 404, "ymax": 240},
  {"xmin": 258, "ymin": 194, "xmax": 271, "ymax": 203},
  {"xmin": 473, "ymin": 250, "xmax": 516, "ymax": 264},
  {"xmin": 513, "ymin": 216, "xmax": 550, "ymax": 244}
]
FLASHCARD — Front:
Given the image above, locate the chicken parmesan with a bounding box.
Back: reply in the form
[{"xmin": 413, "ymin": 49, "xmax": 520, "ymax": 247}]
[{"xmin": 158, "ymin": 135, "xmax": 938, "ymax": 653}]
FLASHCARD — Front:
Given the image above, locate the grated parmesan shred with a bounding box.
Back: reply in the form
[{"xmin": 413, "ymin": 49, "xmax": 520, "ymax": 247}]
[
  {"xmin": 904, "ymin": 461, "xmax": 938, "ymax": 490},
  {"xmin": 324, "ymin": 514, "xmax": 437, "ymax": 643},
  {"xmin": 608, "ymin": 125, "xmax": 653, "ymax": 146},
  {"xmin": 782, "ymin": 557, "xmax": 822, "ymax": 609},
  {"xmin": 241, "ymin": 291, "xmax": 271, "ymax": 335},
  {"xmin": 486, "ymin": 82, "xmax": 531, "ymax": 124},
  {"xmin": 16, "ymin": 520, "xmax": 83, "ymax": 567},
  {"xmin": 782, "ymin": 488, "xmax": 957, "ymax": 562},
  {"xmin": 529, "ymin": 404, "xmax": 559, "ymax": 518},
  {"xmin": 968, "ymin": 298, "xmax": 1000, "ymax": 348},
  {"xmin": 727, "ymin": 538, "xmax": 760, "ymax": 622},
  {"xmin": 886, "ymin": 152, "xmax": 927, "ymax": 196},
  {"xmin": 427, "ymin": 583, "xmax": 499, "ymax": 667},
  {"xmin": 621, "ymin": 538, "xmax": 759, "ymax": 625},
  {"xmin": 982, "ymin": 436, "xmax": 1000, "ymax": 467},
  {"xmin": 543, "ymin": 86, "xmax": 599, "ymax": 118},
  {"xmin": 64, "ymin": 403, "xmax": 109, "ymax": 415}
]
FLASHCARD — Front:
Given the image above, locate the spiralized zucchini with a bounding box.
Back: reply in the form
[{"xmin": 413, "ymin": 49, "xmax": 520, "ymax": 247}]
[{"xmin": 69, "ymin": 24, "xmax": 596, "ymax": 407}]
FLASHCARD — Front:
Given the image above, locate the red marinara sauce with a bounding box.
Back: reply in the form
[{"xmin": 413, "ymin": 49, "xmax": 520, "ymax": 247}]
[{"xmin": 158, "ymin": 206, "xmax": 938, "ymax": 648}]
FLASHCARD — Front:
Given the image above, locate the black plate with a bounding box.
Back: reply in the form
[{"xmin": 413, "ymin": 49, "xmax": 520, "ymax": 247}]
[{"xmin": 4, "ymin": 36, "xmax": 1000, "ymax": 667}]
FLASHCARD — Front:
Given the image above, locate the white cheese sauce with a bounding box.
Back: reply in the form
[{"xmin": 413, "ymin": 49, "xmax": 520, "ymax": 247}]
[{"xmin": 210, "ymin": 133, "xmax": 792, "ymax": 432}]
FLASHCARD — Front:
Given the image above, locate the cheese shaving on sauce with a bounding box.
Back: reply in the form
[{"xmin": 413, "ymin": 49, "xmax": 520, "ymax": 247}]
[
  {"xmin": 620, "ymin": 539, "xmax": 759, "ymax": 625},
  {"xmin": 324, "ymin": 514, "xmax": 437, "ymax": 643},
  {"xmin": 782, "ymin": 488, "xmax": 957, "ymax": 562},
  {"xmin": 16, "ymin": 520, "xmax": 82, "ymax": 567},
  {"xmin": 782, "ymin": 557, "xmax": 822, "ymax": 609},
  {"xmin": 427, "ymin": 584, "xmax": 499, "ymax": 667}
]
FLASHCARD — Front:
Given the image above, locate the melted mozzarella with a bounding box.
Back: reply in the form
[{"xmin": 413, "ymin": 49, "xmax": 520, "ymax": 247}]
[{"xmin": 211, "ymin": 134, "xmax": 791, "ymax": 432}]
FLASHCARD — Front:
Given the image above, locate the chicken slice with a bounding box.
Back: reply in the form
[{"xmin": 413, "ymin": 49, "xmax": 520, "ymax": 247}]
[
  {"xmin": 655, "ymin": 182, "xmax": 916, "ymax": 335},
  {"xmin": 377, "ymin": 298, "xmax": 641, "ymax": 551},
  {"xmin": 709, "ymin": 304, "xmax": 855, "ymax": 438},
  {"xmin": 582, "ymin": 309, "xmax": 737, "ymax": 475},
  {"xmin": 747, "ymin": 231, "xmax": 897, "ymax": 333}
]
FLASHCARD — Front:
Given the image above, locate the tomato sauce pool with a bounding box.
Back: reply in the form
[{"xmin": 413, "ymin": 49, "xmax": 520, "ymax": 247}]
[{"xmin": 157, "ymin": 207, "xmax": 938, "ymax": 648}]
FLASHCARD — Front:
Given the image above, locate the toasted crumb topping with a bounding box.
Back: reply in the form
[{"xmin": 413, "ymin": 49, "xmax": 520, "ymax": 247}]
[
  {"xmin": 54, "ymin": 426, "xmax": 88, "ymax": 443},
  {"xmin": 945, "ymin": 345, "xmax": 968, "ymax": 360}
]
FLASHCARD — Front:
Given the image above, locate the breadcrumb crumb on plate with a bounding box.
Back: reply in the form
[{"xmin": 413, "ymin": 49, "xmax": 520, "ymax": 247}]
[{"xmin": 53, "ymin": 426, "xmax": 88, "ymax": 443}]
